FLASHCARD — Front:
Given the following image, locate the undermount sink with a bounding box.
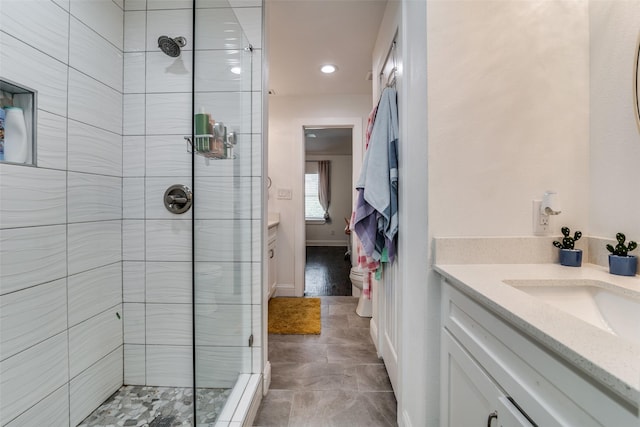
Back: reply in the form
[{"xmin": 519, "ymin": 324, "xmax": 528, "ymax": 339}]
[{"xmin": 503, "ymin": 280, "xmax": 640, "ymax": 345}]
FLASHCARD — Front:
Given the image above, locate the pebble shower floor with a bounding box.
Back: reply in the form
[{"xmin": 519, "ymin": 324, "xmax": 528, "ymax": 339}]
[{"xmin": 78, "ymin": 385, "xmax": 231, "ymax": 426}]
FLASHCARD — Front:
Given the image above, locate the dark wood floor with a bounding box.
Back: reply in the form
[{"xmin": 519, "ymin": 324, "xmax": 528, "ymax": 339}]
[{"xmin": 304, "ymin": 246, "xmax": 352, "ymax": 296}]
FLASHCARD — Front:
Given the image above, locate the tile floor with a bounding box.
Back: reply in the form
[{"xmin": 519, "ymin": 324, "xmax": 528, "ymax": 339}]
[{"xmin": 253, "ymin": 296, "xmax": 397, "ymax": 427}]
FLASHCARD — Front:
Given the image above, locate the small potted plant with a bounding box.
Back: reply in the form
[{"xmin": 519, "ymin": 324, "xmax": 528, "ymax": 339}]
[
  {"xmin": 553, "ymin": 227, "xmax": 582, "ymax": 267},
  {"xmin": 606, "ymin": 233, "xmax": 638, "ymax": 276}
]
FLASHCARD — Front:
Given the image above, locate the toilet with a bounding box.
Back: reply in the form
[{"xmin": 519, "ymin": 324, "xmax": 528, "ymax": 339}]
[{"xmin": 349, "ymin": 266, "xmax": 372, "ymax": 317}]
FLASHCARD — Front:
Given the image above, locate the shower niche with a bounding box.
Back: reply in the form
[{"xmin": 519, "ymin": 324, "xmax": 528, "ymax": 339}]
[{"xmin": 0, "ymin": 78, "xmax": 36, "ymax": 166}]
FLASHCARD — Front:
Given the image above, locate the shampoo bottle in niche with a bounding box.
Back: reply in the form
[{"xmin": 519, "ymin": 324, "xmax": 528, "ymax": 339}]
[{"xmin": 4, "ymin": 107, "xmax": 28, "ymax": 164}]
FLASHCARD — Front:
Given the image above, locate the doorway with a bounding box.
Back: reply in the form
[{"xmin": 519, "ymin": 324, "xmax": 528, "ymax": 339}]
[
  {"xmin": 291, "ymin": 118, "xmax": 364, "ymax": 298},
  {"xmin": 303, "ymin": 127, "xmax": 353, "ymax": 296}
]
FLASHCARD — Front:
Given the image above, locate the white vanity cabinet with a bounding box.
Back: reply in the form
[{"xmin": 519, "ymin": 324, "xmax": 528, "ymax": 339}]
[
  {"xmin": 443, "ymin": 329, "xmax": 534, "ymax": 426},
  {"xmin": 440, "ymin": 279, "xmax": 638, "ymax": 427},
  {"xmin": 267, "ymin": 224, "xmax": 277, "ymax": 299}
]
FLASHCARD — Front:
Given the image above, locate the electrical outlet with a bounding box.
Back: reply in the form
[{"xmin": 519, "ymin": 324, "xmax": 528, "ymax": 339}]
[
  {"xmin": 540, "ymin": 212, "xmax": 549, "ymax": 226},
  {"xmin": 532, "ymin": 200, "xmax": 549, "ymax": 235}
]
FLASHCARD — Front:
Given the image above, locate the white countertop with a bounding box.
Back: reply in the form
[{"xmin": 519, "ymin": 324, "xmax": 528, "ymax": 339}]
[{"xmin": 434, "ymin": 263, "xmax": 640, "ymax": 405}]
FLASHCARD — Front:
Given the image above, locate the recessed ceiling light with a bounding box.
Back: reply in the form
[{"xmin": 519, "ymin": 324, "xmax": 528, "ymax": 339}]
[
  {"xmin": 320, "ymin": 64, "xmax": 337, "ymax": 74},
  {"xmin": 230, "ymin": 67, "xmax": 241, "ymax": 75}
]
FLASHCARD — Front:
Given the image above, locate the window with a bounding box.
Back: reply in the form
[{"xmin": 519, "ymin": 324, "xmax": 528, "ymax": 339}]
[{"xmin": 305, "ymin": 173, "xmax": 325, "ymax": 220}]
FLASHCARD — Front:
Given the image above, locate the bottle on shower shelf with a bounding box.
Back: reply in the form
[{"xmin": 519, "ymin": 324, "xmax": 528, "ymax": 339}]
[
  {"xmin": 0, "ymin": 107, "xmax": 5, "ymax": 161},
  {"xmin": 4, "ymin": 106, "xmax": 28, "ymax": 164},
  {"xmin": 194, "ymin": 107, "xmax": 210, "ymax": 153}
]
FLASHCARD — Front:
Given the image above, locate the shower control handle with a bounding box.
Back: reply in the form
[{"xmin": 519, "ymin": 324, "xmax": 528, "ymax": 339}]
[{"xmin": 164, "ymin": 184, "xmax": 192, "ymax": 214}]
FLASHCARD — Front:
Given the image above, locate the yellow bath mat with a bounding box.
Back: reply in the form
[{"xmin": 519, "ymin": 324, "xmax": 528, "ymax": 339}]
[{"xmin": 268, "ymin": 297, "xmax": 321, "ymax": 335}]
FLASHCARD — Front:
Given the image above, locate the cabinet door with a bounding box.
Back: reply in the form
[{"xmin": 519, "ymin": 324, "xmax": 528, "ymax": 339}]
[{"xmin": 442, "ymin": 331, "xmax": 533, "ymax": 427}]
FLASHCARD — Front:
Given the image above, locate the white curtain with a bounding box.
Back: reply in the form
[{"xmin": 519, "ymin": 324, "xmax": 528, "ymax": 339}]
[{"xmin": 318, "ymin": 160, "xmax": 331, "ymax": 221}]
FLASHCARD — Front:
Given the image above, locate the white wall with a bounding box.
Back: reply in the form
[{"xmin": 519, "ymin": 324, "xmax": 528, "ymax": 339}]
[
  {"xmin": 305, "ymin": 154, "xmax": 352, "ymax": 246},
  {"xmin": 427, "ymin": 0, "xmax": 590, "ymax": 238},
  {"xmin": 0, "ymin": 1, "xmax": 124, "ymax": 425},
  {"xmin": 589, "ymin": 1, "xmax": 640, "ymax": 241},
  {"xmin": 268, "ymin": 94, "xmax": 371, "ymax": 287}
]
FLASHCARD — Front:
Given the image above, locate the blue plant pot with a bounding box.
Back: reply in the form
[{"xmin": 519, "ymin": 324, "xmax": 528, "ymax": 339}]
[
  {"xmin": 608, "ymin": 255, "xmax": 638, "ymax": 276},
  {"xmin": 559, "ymin": 249, "xmax": 582, "ymax": 267}
]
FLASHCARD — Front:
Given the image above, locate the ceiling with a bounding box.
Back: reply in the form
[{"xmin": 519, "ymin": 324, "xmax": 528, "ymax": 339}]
[
  {"xmin": 266, "ymin": 0, "xmax": 388, "ymax": 97},
  {"xmin": 304, "ymin": 127, "xmax": 353, "ymax": 155},
  {"xmin": 266, "ymin": 0, "xmax": 387, "ymax": 155}
]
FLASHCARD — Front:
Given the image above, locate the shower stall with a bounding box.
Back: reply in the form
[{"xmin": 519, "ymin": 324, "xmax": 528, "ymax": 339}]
[{"xmin": 0, "ymin": 1, "xmax": 264, "ymax": 425}]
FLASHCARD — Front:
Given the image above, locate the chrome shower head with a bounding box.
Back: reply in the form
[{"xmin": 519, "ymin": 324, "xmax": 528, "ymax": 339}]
[{"xmin": 158, "ymin": 36, "xmax": 187, "ymax": 57}]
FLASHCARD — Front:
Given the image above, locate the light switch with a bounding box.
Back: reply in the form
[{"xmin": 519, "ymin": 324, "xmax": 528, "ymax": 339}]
[{"xmin": 277, "ymin": 188, "xmax": 292, "ymax": 200}]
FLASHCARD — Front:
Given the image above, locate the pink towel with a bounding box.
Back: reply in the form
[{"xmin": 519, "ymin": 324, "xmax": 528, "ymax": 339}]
[{"xmin": 350, "ymin": 211, "xmax": 378, "ymax": 300}]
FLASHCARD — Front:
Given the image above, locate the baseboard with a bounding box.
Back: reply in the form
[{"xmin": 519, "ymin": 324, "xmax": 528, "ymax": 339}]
[
  {"xmin": 268, "ymin": 285, "xmax": 277, "ymax": 299},
  {"xmin": 262, "ymin": 361, "xmax": 271, "ymax": 396},
  {"xmin": 305, "ymin": 240, "xmax": 348, "ymax": 247},
  {"xmin": 370, "ymin": 317, "xmax": 380, "ymax": 356},
  {"xmin": 275, "ymin": 283, "xmax": 295, "ymax": 297}
]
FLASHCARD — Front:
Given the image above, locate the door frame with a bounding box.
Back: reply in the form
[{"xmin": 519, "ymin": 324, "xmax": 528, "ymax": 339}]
[{"xmin": 292, "ymin": 117, "xmax": 364, "ymax": 297}]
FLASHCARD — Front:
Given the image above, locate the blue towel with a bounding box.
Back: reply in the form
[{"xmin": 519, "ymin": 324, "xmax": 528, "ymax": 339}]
[{"xmin": 354, "ymin": 87, "xmax": 399, "ymax": 262}]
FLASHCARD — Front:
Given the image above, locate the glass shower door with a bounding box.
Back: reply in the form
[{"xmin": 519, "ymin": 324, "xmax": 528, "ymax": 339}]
[{"xmin": 192, "ymin": 3, "xmax": 258, "ymax": 424}]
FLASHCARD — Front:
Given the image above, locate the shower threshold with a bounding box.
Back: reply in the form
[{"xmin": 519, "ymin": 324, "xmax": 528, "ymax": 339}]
[{"xmin": 78, "ymin": 385, "xmax": 231, "ymax": 427}]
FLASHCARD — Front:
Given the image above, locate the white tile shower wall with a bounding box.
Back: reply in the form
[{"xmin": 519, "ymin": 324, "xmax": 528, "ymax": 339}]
[
  {"xmin": 0, "ymin": 0, "xmax": 70, "ymax": 63},
  {"xmin": 146, "ymin": 51, "xmax": 193, "ymax": 93},
  {"xmin": 119, "ymin": 1, "xmax": 264, "ymax": 389},
  {"xmin": 69, "ymin": 0, "xmax": 124, "ymax": 48},
  {"xmin": 0, "ymin": 35, "xmax": 68, "ymax": 115},
  {"xmin": 36, "ymin": 110, "xmax": 68, "ymax": 170},
  {"xmin": 146, "ymin": 261, "xmax": 192, "ymax": 303},
  {"xmin": 0, "ymin": 165, "xmax": 67, "ymax": 228},
  {"xmin": 124, "ymin": 52, "xmax": 146, "ymax": 93},
  {"xmin": 69, "ymin": 17, "xmax": 124, "ymax": 91},
  {"xmin": 124, "ymin": 302, "xmax": 146, "ymax": 345},
  {"xmin": 123, "ymin": 177, "xmax": 146, "ymax": 218},
  {"xmin": 146, "ymin": 303, "xmax": 193, "ymax": 345},
  {"xmin": 0, "ymin": 225, "xmax": 67, "ymax": 295},
  {"xmin": 67, "ymin": 263, "xmax": 123, "ymax": 326},
  {"xmin": 146, "ymin": 345, "xmax": 193, "ymax": 388},
  {"xmin": 52, "ymin": 0, "xmax": 70, "ymax": 11},
  {"xmin": 69, "ymin": 347, "xmax": 124, "ymax": 426},
  {"xmin": 0, "ymin": 332, "xmax": 69, "ymax": 424},
  {"xmin": 124, "ymin": 344, "xmax": 146, "ymax": 385},
  {"xmin": 5, "ymin": 385, "xmax": 70, "ymax": 427},
  {"xmin": 67, "ymin": 173, "xmax": 122, "ymax": 222},
  {"xmin": 68, "ymin": 305, "xmax": 123, "ymax": 378},
  {"xmin": 123, "ymin": 136, "xmax": 146, "ymax": 176},
  {"xmin": 67, "ymin": 120, "xmax": 123, "ymax": 176},
  {"xmin": 123, "ymin": 261, "xmax": 146, "ymax": 302},
  {"xmin": 68, "ymin": 69, "xmax": 123, "ymax": 133},
  {"xmin": 68, "ymin": 220, "xmax": 122, "ymax": 275},
  {"xmin": 0, "ymin": 278, "xmax": 67, "ymax": 361},
  {"xmin": 194, "ymin": 262, "xmax": 261, "ymax": 305},
  {"xmin": 0, "ymin": 1, "xmax": 124, "ymax": 424}
]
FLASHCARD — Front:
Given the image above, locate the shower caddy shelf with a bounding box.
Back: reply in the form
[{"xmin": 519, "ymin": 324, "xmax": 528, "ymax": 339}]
[{"xmin": 183, "ymin": 135, "xmax": 238, "ymax": 161}]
